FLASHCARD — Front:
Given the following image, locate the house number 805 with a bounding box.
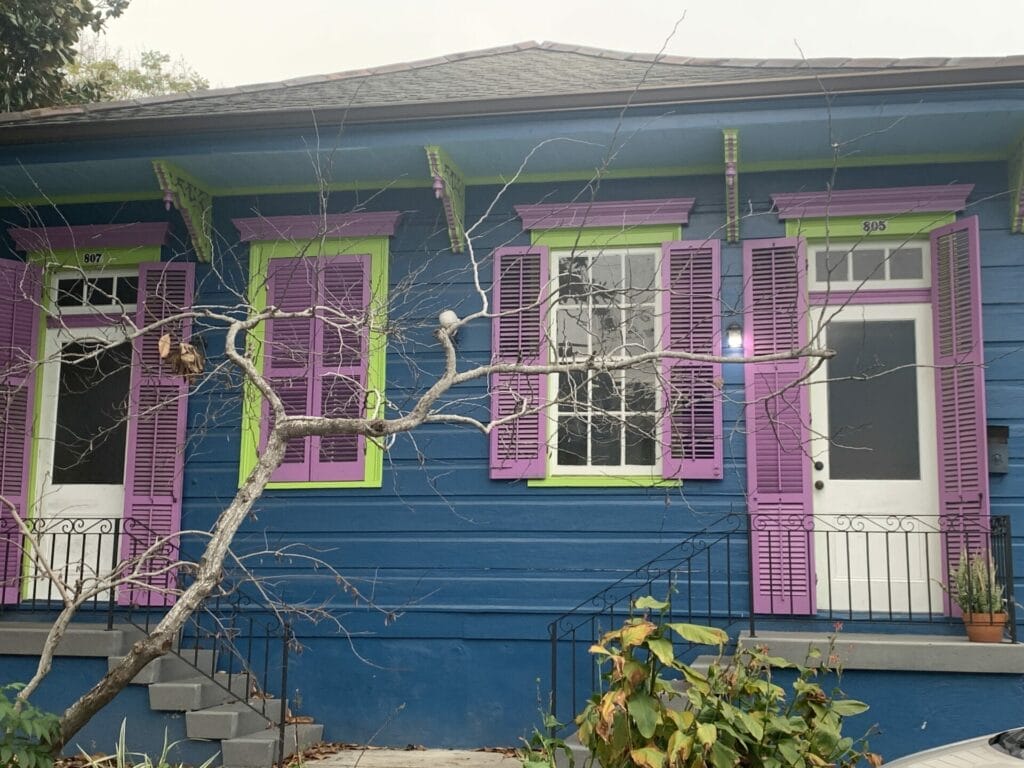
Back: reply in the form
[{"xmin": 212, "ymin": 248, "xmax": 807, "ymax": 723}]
[{"xmin": 862, "ymin": 220, "xmax": 887, "ymax": 233}]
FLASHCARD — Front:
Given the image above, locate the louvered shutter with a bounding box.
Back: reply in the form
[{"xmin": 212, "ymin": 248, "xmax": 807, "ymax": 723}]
[
  {"xmin": 119, "ymin": 262, "xmax": 194, "ymax": 607},
  {"xmin": 311, "ymin": 255, "xmax": 370, "ymax": 481},
  {"xmin": 0, "ymin": 260, "xmax": 42, "ymax": 604},
  {"xmin": 743, "ymin": 238, "xmax": 814, "ymax": 615},
  {"xmin": 489, "ymin": 246, "xmax": 549, "ymax": 479},
  {"xmin": 661, "ymin": 241, "xmax": 722, "ymax": 479},
  {"xmin": 930, "ymin": 217, "xmax": 990, "ymax": 595},
  {"xmin": 261, "ymin": 258, "xmax": 317, "ymax": 482}
]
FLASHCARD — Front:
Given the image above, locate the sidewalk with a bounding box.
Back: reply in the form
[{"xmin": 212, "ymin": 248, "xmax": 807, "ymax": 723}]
[{"xmin": 304, "ymin": 749, "xmax": 519, "ymax": 768}]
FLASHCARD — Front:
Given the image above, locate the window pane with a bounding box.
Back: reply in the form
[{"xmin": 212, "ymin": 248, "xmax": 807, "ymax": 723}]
[
  {"xmin": 625, "ymin": 415, "xmax": 656, "ymax": 465},
  {"xmin": 624, "ymin": 306, "xmax": 655, "ymax": 354},
  {"xmin": 815, "ymin": 251, "xmax": 849, "ymax": 283},
  {"xmin": 56, "ymin": 279, "xmax": 84, "ymax": 307},
  {"xmin": 826, "ymin": 320, "xmax": 919, "ymax": 480},
  {"xmin": 624, "ymin": 254, "xmax": 657, "ymax": 304},
  {"xmin": 592, "ymin": 306, "xmax": 622, "ymax": 355},
  {"xmin": 86, "ymin": 277, "xmax": 114, "ymax": 305},
  {"xmin": 625, "ymin": 366, "xmax": 657, "ymax": 412},
  {"xmin": 851, "ymin": 249, "xmax": 886, "ymax": 281},
  {"xmin": 557, "ymin": 416, "xmax": 587, "ymax": 466},
  {"xmin": 558, "ymin": 371, "xmax": 587, "ymax": 412},
  {"xmin": 557, "ymin": 309, "xmax": 590, "ymax": 358},
  {"xmin": 558, "ymin": 256, "xmax": 590, "ymax": 304},
  {"xmin": 890, "ymin": 248, "xmax": 924, "ymax": 280},
  {"xmin": 592, "ymin": 372, "xmax": 619, "ymax": 412},
  {"xmin": 52, "ymin": 340, "xmax": 131, "ymax": 484},
  {"xmin": 591, "ymin": 252, "xmax": 622, "ymax": 299},
  {"xmin": 590, "ymin": 416, "xmax": 621, "ymax": 466},
  {"xmin": 115, "ymin": 276, "xmax": 139, "ymax": 304}
]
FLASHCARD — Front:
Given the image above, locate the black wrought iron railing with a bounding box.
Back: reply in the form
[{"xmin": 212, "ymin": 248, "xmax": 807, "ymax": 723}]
[{"xmin": 547, "ymin": 512, "xmax": 1018, "ymax": 729}]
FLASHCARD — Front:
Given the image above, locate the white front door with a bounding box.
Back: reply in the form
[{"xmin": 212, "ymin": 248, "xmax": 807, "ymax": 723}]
[
  {"xmin": 26, "ymin": 325, "xmax": 132, "ymax": 601},
  {"xmin": 809, "ymin": 303, "xmax": 942, "ymax": 614}
]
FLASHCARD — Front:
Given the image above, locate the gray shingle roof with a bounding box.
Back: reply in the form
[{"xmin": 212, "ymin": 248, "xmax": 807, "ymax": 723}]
[{"xmin": 2, "ymin": 41, "xmax": 1022, "ymax": 130}]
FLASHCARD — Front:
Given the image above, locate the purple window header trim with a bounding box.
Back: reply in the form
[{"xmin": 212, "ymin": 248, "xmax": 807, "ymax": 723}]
[
  {"xmin": 809, "ymin": 288, "xmax": 932, "ymax": 306},
  {"xmin": 9, "ymin": 222, "xmax": 170, "ymax": 252},
  {"xmin": 233, "ymin": 212, "xmax": 402, "ymax": 242},
  {"xmin": 515, "ymin": 198, "xmax": 695, "ymax": 230},
  {"xmin": 771, "ymin": 185, "xmax": 974, "ymax": 220}
]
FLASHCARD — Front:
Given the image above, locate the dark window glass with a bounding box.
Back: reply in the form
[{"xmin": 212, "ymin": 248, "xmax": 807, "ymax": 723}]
[
  {"xmin": 558, "ymin": 371, "xmax": 587, "ymax": 412},
  {"xmin": 815, "ymin": 251, "xmax": 849, "ymax": 282},
  {"xmin": 591, "ymin": 372, "xmax": 619, "ymax": 412},
  {"xmin": 56, "ymin": 279, "xmax": 84, "ymax": 307},
  {"xmin": 827, "ymin": 320, "xmax": 919, "ymax": 480},
  {"xmin": 890, "ymin": 248, "xmax": 924, "ymax": 280},
  {"xmin": 590, "ymin": 416, "xmax": 621, "ymax": 466},
  {"xmin": 86, "ymin": 277, "xmax": 114, "ymax": 304},
  {"xmin": 851, "ymin": 249, "xmax": 886, "ymax": 281},
  {"xmin": 52, "ymin": 341, "xmax": 131, "ymax": 484},
  {"xmin": 115, "ymin": 276, "xmax": 139, "ymax": 305},
  {"xmin": 625, "ymin": 416, "xmax": 656, "ymax": 465},
  {"xmin": 557, "ymin": 417, "xmax": 587, "ymax": 466}
]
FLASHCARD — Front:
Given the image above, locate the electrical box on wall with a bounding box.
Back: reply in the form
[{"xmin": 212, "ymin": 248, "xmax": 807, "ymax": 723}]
[{"xmin": 988, "ymin": 425, "xmax": 1009, "ymax": 474}]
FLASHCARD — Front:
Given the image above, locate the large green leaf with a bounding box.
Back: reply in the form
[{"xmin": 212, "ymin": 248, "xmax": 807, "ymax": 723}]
[
  {"xmin": 666, "ymin": 623, "xmax": 728, "ymax": 647},
  {"xmin": 830, "ymin": 699, "xmax": 869, "ymax": 716},
  {"xmin": 631, "ymin": 746, "xmax": 667, "ymax": 768},
  {"xmin": 635, "ymin": 596, "xmax": 670, "ymax": 611},
  {"xmin": 696, "ymin": 722, "xmax": 718, "ymax": 746},
  {"xmin": 647, "ymin": 637, "xmax": 675, "ymax": 666},
  {"xmin": 628, "ymin": 694, "xmax": 661, "ymax": 739}
]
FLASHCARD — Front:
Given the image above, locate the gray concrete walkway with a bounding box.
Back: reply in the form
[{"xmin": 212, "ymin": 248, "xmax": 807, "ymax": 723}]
[{"xmin": 305, "ymin": 749, "xmax": 519, "ymax": 768}]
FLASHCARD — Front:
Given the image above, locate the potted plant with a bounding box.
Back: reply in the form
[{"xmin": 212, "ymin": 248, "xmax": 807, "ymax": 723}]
[{"xmin": 948, "ymin": 549, "xmax": 1007, "ymax": 642}]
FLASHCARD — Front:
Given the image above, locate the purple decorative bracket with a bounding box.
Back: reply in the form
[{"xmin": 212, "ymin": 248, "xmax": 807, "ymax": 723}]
[
  {"xmin": 233, "ymin": 212, "xmax": 403, "ymax": 242},
  {"xmin": 515, "ymin": 198, "xmax": 695, "ymax": 230},
  {"xmin": 153, "ymin": 160, "xmax": 213, "ymax": 263},
  {"xmin": 771, "ymin": 185, "xmax": 974, "ymax": 219},
  {"xmin": 8, "ymin": 222, "xmax": 170, "ymax": 253}
]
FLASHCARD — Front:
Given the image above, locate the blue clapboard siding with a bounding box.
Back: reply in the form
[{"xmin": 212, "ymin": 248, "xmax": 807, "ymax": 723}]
[{"xmin": 2, "ymin": 158, "xmax": 1023, "ymax": 755}]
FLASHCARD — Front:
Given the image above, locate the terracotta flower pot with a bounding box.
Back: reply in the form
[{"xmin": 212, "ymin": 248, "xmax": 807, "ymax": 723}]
[{"xmin": 963, "ymin": 611, "xmax": 1007, "ymax": 643}]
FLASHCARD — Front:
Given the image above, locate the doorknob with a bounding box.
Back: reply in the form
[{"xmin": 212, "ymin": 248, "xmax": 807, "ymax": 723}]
[
  {"xmin": 814, "ymin": 480, "xmax": 825, "ymax": 490},
  {"xmin": 814, "ymin": 461, "xmax": 824, "ymax": 471}
]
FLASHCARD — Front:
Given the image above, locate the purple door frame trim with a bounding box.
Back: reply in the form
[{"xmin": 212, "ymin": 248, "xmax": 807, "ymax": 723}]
[
  {"xmin": 233, "ymin": 212, "xmax": 402, "ymax": 242},
  {"xmin": 9, "ymin": 223, "xmax": 170, "ymax": 252},
  {"xmin": 515, "ymin": 198, "xmax": 695, "ymax": 230},
  {"xmin": 770, "ymin": 185, "xmax": 974, "ymax": 219}
]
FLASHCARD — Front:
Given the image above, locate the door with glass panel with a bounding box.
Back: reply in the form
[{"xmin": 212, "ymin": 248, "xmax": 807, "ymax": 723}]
[{"xmin": 809, "ymin": 302, "xmax": 942, "ymax": 615}]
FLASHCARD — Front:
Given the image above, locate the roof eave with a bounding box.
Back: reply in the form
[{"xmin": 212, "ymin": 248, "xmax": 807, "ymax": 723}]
[{"xmin": 2, "ymin": 63, "xmax": 1023, "ymax": 146}]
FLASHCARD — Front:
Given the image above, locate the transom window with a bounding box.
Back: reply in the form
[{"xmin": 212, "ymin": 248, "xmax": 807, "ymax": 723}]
[
  {"xmin": 51, "ymin": 270, "xmax": 139, "ymax": 314},
  {"xmin": 810, "ymin": 240, "xmax": 929, "ymax": 290},
  {"xmin": 550, "ymin": 248, "xmax": 660, "ymax": 473}
]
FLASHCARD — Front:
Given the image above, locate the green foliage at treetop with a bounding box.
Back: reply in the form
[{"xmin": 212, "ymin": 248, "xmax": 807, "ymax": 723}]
[
  {"xmin": 0, "ymin": 0, "xmax": 131, "ymax": 112},
  {"xmin": 67, "ymin": 42, "xmax": 209, "ymax": 103}
]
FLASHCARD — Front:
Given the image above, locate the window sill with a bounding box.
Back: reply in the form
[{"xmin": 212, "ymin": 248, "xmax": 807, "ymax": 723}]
[
  {"xmin": 738, "ymin": 629, "xmax": 1024, "ymax": 674},
  {"xmin": 527, "ymin": 475, "xmax": 681, "ymax": 488}
]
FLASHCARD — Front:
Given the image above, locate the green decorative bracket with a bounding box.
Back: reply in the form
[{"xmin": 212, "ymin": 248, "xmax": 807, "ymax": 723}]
[
  {"xmin": 723, "ymin": 129, "xmax": 740, "ymax": 243},
  {"xmin": 153, "ymin": 160, "xmax": 213, "ymax": 262},
  {"xmin": 1011, "ymin": 137, "xmax": 1024, "ymax": 234},
  {"xmin": 425, "ymin": 145, "xmax": 466, "ymax": 253}
]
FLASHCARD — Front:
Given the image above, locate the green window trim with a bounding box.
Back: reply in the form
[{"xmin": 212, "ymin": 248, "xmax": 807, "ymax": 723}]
[
  {"xmin": 238, "ymin": 236, "xmax": 389, "ymax": 490},
  {"xmin": 785, "ymin": 213, "xmax": 955, "ymax": 240},
  {"xmin": 528, "ymin": 224, "xmax": 684, "ymax": 489},
  {"xmin": 28, "ymin": 245, "xmax": 162, "ymax": 269}
]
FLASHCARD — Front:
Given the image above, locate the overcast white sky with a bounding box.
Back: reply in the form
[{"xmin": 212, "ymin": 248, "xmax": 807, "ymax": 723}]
[{"xmin": 101, "ymin": 0, "xmax": 1023, "ymax": 89}]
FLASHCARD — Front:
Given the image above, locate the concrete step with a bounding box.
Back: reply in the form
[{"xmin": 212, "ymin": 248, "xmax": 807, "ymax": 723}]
[
  {"xmin": 0, "ymin": 622, "xmax": 127, "ymax": 657},
  {"xmin": 185, "ymin": 699, "xmax": 282, "ymax": 740},
  {"xmin": 221, "ymin": 723, "xmax": 323, "ymax": 768},
  {"xmin": 108, "ymin": 649, "xmax": 217, "ymax": 684},
  {"xmin": 149, "ymin": 672, "xmax": 248, "ymax": 711}
]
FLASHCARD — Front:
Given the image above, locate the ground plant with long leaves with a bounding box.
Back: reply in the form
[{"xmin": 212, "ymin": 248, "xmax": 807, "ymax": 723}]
[{"xmin": 524, "ymin": 597, "xmax": 880, "ymax": 768}]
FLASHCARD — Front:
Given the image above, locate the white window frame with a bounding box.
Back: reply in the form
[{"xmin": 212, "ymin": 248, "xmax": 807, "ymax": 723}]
[
  {"xmin": 48, "ymin": 268, "xmax": 140, "ymax": 316},
  {"xmin": 808, "ymin": 238, "xmax": 931, "ymax": 291},
  {"xmin": 546, "ymin": 246, "xmax": 663, "ymax": 476}
]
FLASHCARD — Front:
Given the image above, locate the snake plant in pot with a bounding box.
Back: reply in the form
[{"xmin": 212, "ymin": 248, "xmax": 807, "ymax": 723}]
[{"xmin": 948, "ymin": 549, "xmax": 1007, "ymax": 642}]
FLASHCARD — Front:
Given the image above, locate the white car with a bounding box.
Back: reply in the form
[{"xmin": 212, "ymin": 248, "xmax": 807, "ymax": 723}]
[{"xmin": 883, "ymin": 730, "xmax": 1024, "ymax": 768}]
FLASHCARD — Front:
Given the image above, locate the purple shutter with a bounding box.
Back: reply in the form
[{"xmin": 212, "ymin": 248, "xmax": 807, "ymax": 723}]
[
  {"xmin": 661, "ymin": 240, "xmax": 722, "ymax": 479},
  {"xmin": 261, "ymin": 259, "xmax": 317, "ymax": 483},
  {"xmin": 930, "ymin": 217, "xmax": 990, "ymax": 596},
  {"xmin": 119, "ymin": 262, "xmax": 194, "ymax": 607},
  {"xmin": 0, "ymin": 260, "xmax": 42, "ymax": 604},
  {"xmin": 743, "ymin": 238, "xmax": 814, "ymax": 615},
  {"xmin": 311, "ymin": 255, "xmax": 370, "ymax": 482},
  {"xmin": 489, "ymin": 246, "xmax": 549, "ymax": 479}
]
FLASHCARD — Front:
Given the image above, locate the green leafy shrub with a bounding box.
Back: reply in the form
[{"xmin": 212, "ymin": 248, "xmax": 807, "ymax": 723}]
[
  {"xmin": 528, "ymin": 597, "xmax": 879, "ymax": 768},
  {"xmin": 0, "ymin": 683, "xmax": 60, "ymax": 768}
]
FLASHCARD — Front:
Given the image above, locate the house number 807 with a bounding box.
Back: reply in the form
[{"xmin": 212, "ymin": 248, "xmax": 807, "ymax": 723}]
[{"xmin": 862, "ymin": 220, "xmax": 887, "ymax": 232}]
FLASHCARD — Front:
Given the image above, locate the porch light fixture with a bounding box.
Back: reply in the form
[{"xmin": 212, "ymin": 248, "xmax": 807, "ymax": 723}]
[{"xmin": 726, "ymin": 323, "xmax": 743, "ymax": 351}]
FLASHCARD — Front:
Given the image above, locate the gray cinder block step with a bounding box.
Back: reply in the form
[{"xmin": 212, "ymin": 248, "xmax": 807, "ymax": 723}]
[
  {"xmin": 149, "ymin": 672, "xmax": 248, "ymax": 711},
  {"xmin": 108, "ymin": 649, "xmax": 217, "ymax": 684},
  {"xmin": 186, "ymin": 699, "xmax": 282, "ymax": 740},
  {"xmin": 0, "ymin": 622, "xmax": 128, "ymax": 657},
  {"xmin": 221, "ymin": 723, "xmax": 323, "ymax": 768}
]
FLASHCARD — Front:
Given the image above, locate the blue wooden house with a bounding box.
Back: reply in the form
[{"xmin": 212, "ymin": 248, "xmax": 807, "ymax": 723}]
[{"xmin": 2, "ymin": 42, "xmax": 1024, "ymax": 765}]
